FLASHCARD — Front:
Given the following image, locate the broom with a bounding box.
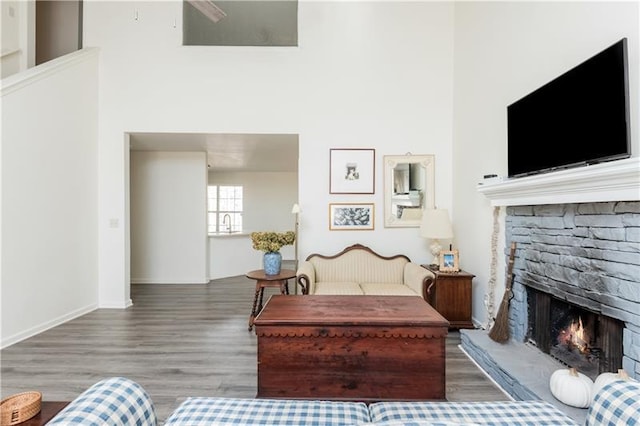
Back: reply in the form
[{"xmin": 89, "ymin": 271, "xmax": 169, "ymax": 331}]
[{"xmin": 488, "ymin": 241, "xmax": 517, "ymax": 343}]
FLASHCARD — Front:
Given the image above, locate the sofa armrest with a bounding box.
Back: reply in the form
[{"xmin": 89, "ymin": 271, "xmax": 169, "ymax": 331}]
[
  {"xmin": 296, "ymin": 261, "xmax": 316, "ymax": 295},
  {"xmin": 403, "ymin": 262, "xmax": 435, "ymax": 299},
  {"xmin": 47, "ymin": 377, "xmax": 157, "ymax": 425},
  {"xmin": 585, "ymin": 379, "xmax": 640, "ymax": 426}
]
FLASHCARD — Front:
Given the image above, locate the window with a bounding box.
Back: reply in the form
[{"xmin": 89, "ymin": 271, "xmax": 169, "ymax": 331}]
[{"xmin": 208, "ymin": 185, "xmax": 243, "ymax": 233}]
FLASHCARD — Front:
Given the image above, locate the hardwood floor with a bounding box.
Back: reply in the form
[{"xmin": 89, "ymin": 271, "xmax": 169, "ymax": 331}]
[{"xmin": 1, "ymin": 275, "xmax": 508, "ymax": 422}]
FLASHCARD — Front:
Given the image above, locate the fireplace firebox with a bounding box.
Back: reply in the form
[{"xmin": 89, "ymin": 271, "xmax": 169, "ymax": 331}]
[{"xmin": 526, "ymin": 287, "xmax": 624, "ymax": 380}]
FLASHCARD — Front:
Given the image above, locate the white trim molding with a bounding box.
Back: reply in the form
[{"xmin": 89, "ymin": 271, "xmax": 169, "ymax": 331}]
[
  {"xmin": 1, "ymin": 303, "xmax": 98, "ymax": 349},
  {"xmin": 99, "ymin": 298, "xmax": 134, "ymax": 309},
  {"xmin": 477, "ymin": 157, "xmax": 640, "ymax": 206},
  {"xmin": 1, "ymin": 48, "xmax": 21, "ymax": 58},
  {"xmin": 0, "ymin": 47, "xmax": 99, "ymax": 97}
]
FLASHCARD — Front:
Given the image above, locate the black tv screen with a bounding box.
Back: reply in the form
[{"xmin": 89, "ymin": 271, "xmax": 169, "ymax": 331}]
[{"xmin": 507, "ymin": 38, "xmax": 630, "ymax": 178}]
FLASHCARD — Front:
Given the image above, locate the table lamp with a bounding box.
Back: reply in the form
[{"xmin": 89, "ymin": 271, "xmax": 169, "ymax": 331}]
[{"xmin": 420, "ymin": 208, "xmax": 453, "ymax": 267}]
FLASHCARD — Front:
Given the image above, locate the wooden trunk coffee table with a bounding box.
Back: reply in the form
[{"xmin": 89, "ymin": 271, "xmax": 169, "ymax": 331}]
[{"xmin": 253, "ymin": 295, "xmax": 449, "ymax": 402}]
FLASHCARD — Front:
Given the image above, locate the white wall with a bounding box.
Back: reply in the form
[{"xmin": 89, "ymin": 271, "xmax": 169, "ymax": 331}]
[
  {"xmin": 1, "ymin": 49, "xmax": 99, "ymax": 347},
  {"xmin": 84, "ymin": 1, "xmax": 456, "ymax": 306},
  {"xmin": 130, "ymin": 151, "xmax": 208, "ymax": 283},
  {"xmin": 1, "ymin": 1, "xmax": 21, "ymax": 78},
  {"xmin": 209, "ymin": 236, "xmax": 263, "ymax": 280},
  {"xmin": 452, "ymin": 1, "xmax": 639, "ymax": 327},
  {"xmin": 1, "ymin": 1, "xmax": 35, "ymax": 78}
]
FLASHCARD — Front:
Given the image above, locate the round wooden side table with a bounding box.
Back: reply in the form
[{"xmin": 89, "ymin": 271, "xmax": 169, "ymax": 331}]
[{"xmin": 245, "ymin": 269, "xmax": 296, "ymax": 331}]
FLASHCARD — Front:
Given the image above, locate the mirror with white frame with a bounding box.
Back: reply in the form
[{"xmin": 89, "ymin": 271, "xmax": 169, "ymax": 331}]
[{"xmin": 383, "ymin": 154, "xmax": 435, "ymax": 227}]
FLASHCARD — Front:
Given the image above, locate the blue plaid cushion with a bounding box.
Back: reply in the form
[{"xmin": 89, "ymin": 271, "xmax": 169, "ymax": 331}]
[
  {"xmin": 163, "ymin": 397, "xmax": 370, "ymax": 426},
  {"xmin": 368, "ymin": 400, "xmax": 578, "ymax": 426},
  {"xmin": 585, "ymin": 380, "xmax": 640, "ymax": 426},
  {"xmin": 47, "ymin": 377, "xmax": 157, "ymax": 425}
]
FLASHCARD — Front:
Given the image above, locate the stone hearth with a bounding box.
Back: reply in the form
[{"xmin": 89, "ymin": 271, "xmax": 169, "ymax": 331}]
[{"xmin": 461, "ymin": 329, "xmax": 588, "ymax": 423}]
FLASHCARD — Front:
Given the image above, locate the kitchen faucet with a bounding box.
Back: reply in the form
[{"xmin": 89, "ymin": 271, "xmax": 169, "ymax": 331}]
[{"xmin": 222, "ymin": 214, "xmax": 232, "ymax": 232}]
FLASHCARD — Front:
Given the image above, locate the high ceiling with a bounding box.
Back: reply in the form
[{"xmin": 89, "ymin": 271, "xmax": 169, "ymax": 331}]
[{"xmin": 129, "ymin": 132, "xmax": 299, "ymax": 172}]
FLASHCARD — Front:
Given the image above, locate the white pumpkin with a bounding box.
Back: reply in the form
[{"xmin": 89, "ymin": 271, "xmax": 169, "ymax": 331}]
[
  {"xmin": 592, "ymin": 369, "xmax": 635, "ymax": 403},
  {"xmin": 549, "ymin": 367, "xmax": 594, "ymax": 408}
]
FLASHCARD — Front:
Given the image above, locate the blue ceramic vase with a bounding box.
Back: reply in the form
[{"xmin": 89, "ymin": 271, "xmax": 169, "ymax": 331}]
[{"xmin": 263, "ymin": 252, "xmax": 282, "ymax": 275}]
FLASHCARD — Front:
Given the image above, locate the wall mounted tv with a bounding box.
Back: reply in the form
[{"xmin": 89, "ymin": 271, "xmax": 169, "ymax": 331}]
[{"xmin": 507, "ymin": 38, "xmax": 630, "ymax": 178}]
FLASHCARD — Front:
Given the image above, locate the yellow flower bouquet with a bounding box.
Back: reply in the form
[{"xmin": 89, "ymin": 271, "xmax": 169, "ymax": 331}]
[{"xmin": 250, "ymin": 231, "xmax": 296, "ymax": 253}]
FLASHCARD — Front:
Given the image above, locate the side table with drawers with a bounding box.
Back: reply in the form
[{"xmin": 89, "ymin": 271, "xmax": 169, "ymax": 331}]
[{"xmin": 422, "ymin": 264, "xmax": 475, "ymax": 329}]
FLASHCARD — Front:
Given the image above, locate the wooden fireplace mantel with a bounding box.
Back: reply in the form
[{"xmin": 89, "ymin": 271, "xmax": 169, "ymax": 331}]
[{"xmin": 477, "ymin": 157, "xmax": 640, "ymax": 206}]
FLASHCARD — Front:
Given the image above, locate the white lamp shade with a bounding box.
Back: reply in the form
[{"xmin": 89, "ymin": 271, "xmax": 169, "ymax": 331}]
[
  {"xmin": 420, "ymin": 208, "xmax": 453, "ymax": 240},
  {"xmin": 291, "ymin": 203, "xmax": 300, "ymax": 214}
]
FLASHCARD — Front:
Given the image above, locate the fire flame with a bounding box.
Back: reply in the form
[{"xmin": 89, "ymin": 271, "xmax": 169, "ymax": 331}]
[{"xmin": 557, "ymin": 316, "xmax": 589, "ymax": 353}]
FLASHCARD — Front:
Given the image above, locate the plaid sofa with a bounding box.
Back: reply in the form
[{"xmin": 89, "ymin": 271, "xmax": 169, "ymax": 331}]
[
  {"xmin": 47, "ymin": 377, "xmax": 156, "ymax": 425},
  {"xmin": 48, "ymin": 377, "xmax": 640, "ymax": 425},
  {"xmin": 163, "ymin": 398, "xmax": 370, "ymax": 425}
]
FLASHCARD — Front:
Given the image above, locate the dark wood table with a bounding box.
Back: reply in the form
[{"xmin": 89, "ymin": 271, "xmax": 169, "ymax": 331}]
[
  {"xmin": 245, "ymin": 269, "xmax": 296, "ymax": 331},
  {"xmin": 20, "ymin": 401, "xmax": 69, "ymax": 426},
  {"xmin": 253, "ymin": 295, "xmax": 449, "ymax": 401}
]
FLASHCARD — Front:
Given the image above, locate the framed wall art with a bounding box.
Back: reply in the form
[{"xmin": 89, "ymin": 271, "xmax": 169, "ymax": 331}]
[
  {"xmin": 439, "ymin": 250, "xmax": 460, "ymax": 272},
  {"xmin": 329, "ymin": 203, "xmax": 375, "ymax": 231},
  {"xmin": 329, "ymin": 148, "xmax": 375, "ymax": 194}
]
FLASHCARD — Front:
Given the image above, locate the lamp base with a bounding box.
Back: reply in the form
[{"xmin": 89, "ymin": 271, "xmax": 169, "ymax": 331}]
[{"xmin": 429, "ymin": 239, "xmax": 442, "ymax": 267}]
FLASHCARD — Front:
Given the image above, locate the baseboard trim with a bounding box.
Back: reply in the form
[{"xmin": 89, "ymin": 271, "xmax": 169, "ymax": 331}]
[
  {"xmin": 1, "ymin": 302, "xmax": 98, "ymax": 349},
  {"xmin": 99, "ymin": 298, "xmax": 133, "ymax": 309}
]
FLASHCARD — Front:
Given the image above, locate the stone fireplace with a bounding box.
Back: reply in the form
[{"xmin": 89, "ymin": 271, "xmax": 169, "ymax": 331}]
[
  {"xmin": 461, "ymin": 158, "xmax": 640, "ymax": 420},
  {"xmin": 461, "ymin": 201, "xmax": 639, "ymax": 421},
  {"xmin": 507, "ymin": 201, "xmax": 639, "ymax": 380}
]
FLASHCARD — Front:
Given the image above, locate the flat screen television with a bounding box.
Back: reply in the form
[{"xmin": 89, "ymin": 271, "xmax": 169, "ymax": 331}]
[{"xmin": 507, "ymin": 38, "xmax": 631, "ymax": 178}]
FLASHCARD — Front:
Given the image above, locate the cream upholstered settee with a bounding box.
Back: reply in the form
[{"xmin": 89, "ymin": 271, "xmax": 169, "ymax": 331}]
[{"xmin": 296, "ymin": 244, "xmax": 434, "ymax": 298}]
